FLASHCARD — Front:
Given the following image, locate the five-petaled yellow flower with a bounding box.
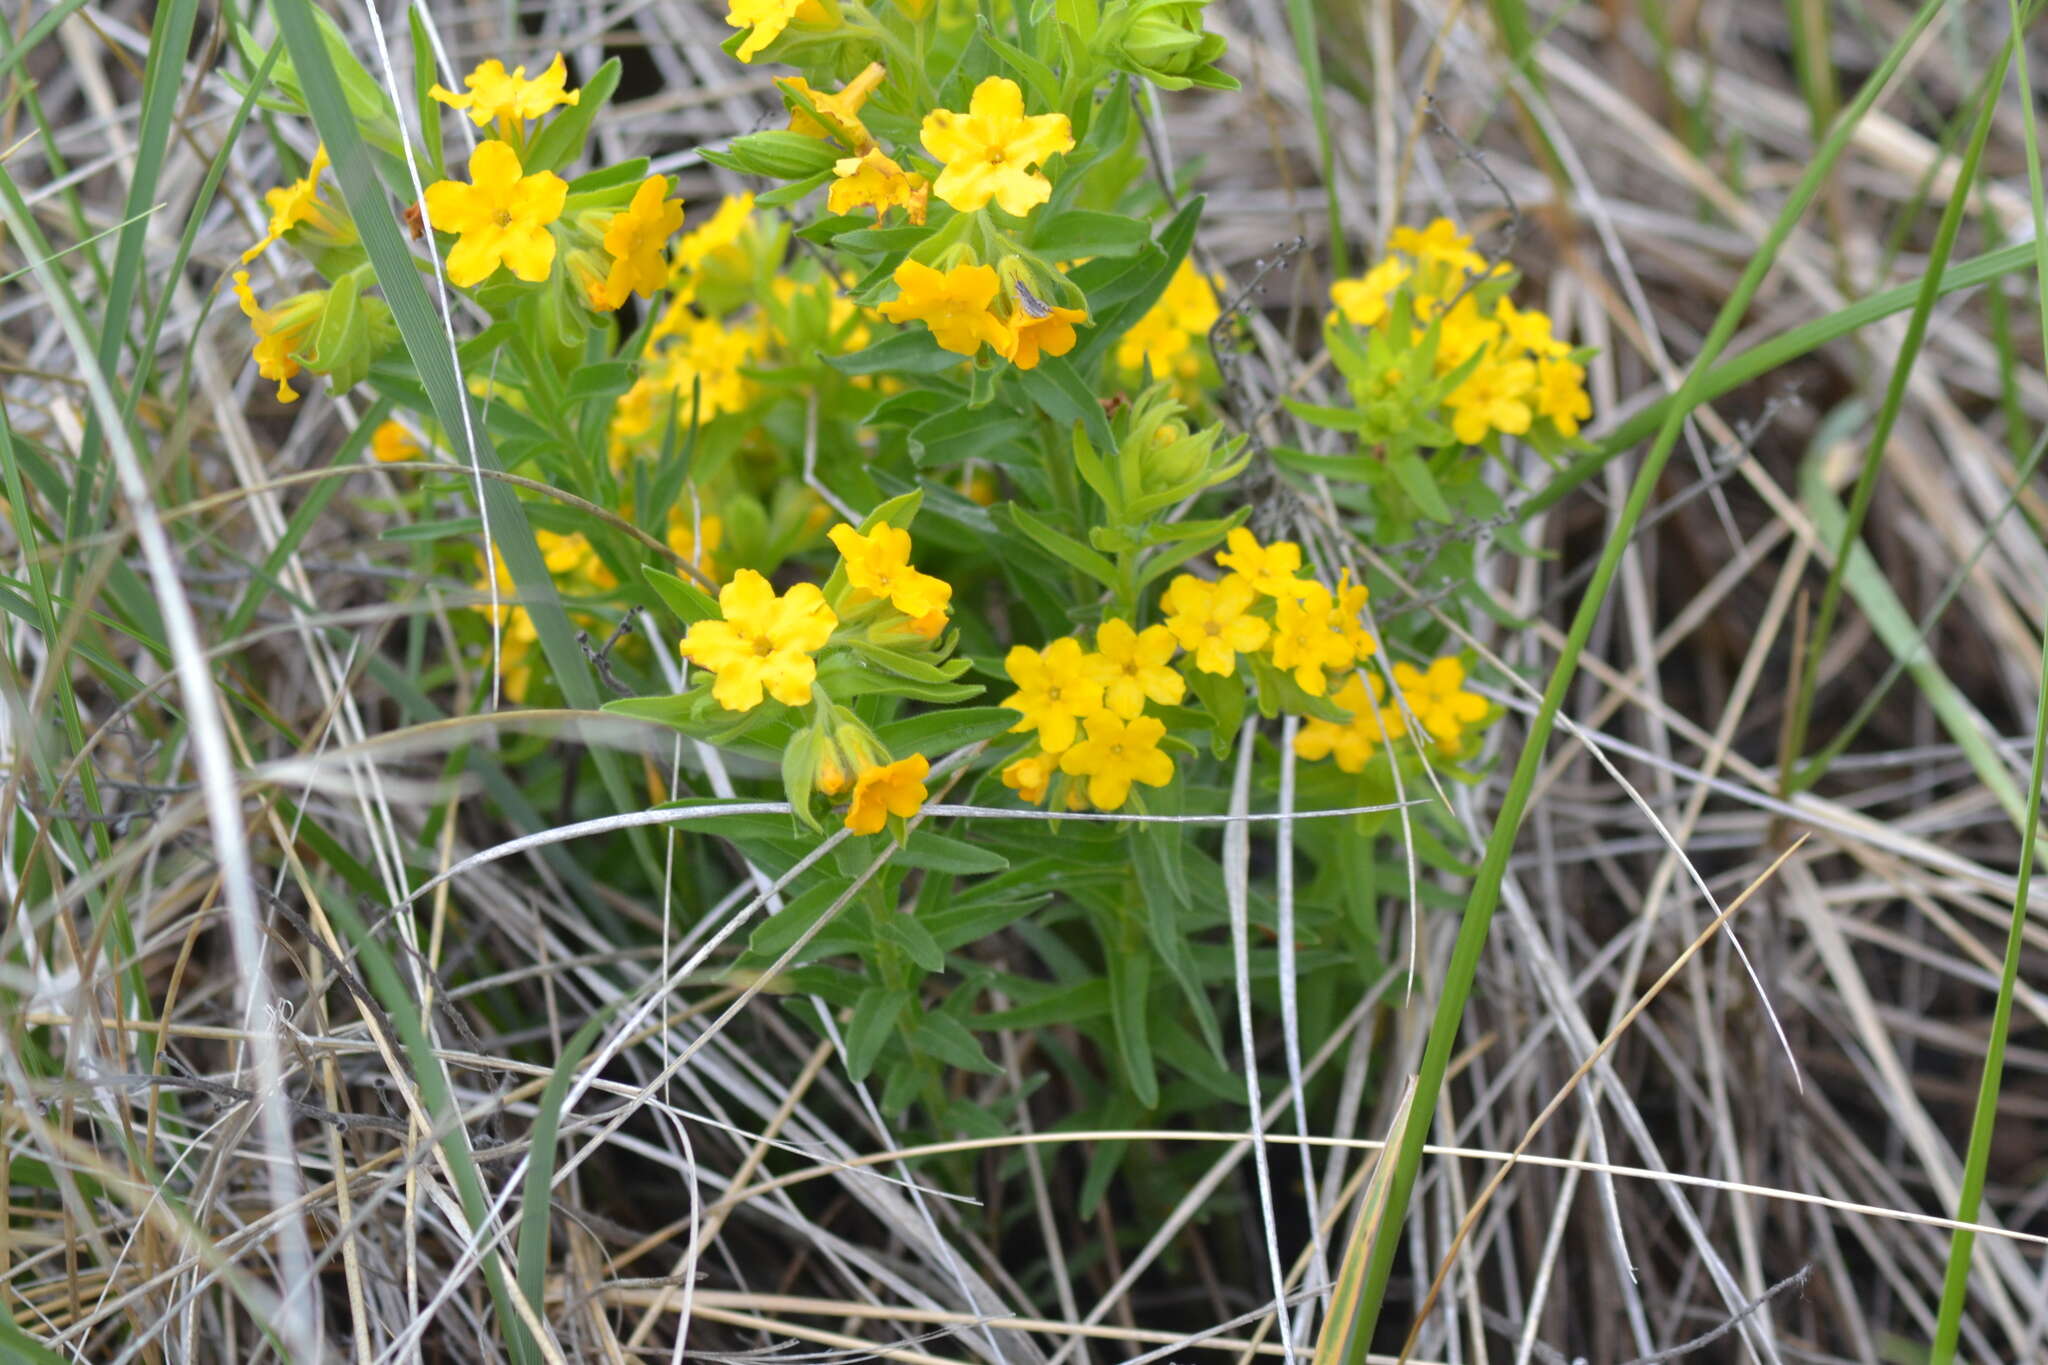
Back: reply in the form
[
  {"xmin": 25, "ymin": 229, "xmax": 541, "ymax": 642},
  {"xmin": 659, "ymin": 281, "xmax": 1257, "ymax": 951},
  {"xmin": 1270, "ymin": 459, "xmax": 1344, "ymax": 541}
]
[
  {"xmin": 1446, "ymin": 357, "xmax": 1535, "ymax": 445},
  {"xmin": 1060, "ymin": 712, "xmax": 1174, "ymax": 811},
  {"xmin": 879, "ymin": 259, "xmax": 1014, "ymax": 358},
  {"xmin": 1536, "ymin": 358, "xmax": 1592, "ymax": 438},
  {"xmin": 1294, "ymin": 672, "xmax": 1398, "ymax": 773},
  {"xmin": 422, "ymin": 141, "xmax": 568, "ymax": 287},
  {"xmin": 828, "ymin": 519, "xmax": 953, "ymax": 620},
  {"xmin": 1002, "ymin": 637, "xmax": 1105, "ymax": 753},
  {"xmin": 1162, "ymin": 573, "xmax": 1269, "ymax": 676},
  {"xmin": 1389, "ymin": 217, "xmax": 1485, "ymax": 276},
  {"xmin": 844, "ymin": 753, "xmax": 930, "ymax": 834},
  {"xmin": 231, "ymin": 271, "xmax": 317, "ymax": 403},
  {"xmin": 829, "ymin": 150, "xmax": 930, "ymax": 225},
  {"xmin": 678, "ymin": 568, "xmax": 838, "ymax": 711},
  {"xmin": 778, "ymin": 64, "xmax": 884, "ymax": 149},
  {"xmin": 1215, "ymin": 528, "xmax": 1306, "ymax": 599},
  {"xmin": 1001, "ymin": 751, "xmax": 1055, "ymax": 805},
  {"xmin": 431, "ymin": 55, "xmax": 580, "ymax": 128},
  {"xmin": 1006, "ymin": 294, "xmax": 1087, "ymax": 371},
  {"xmin": 1268, "ymin": 584, "xmax": 1357, "ymax": 696},
  {"xmin": 726, "ymin": 0, "xmax": 832, "ymax": 63},
  {"xmin": 243, "ymin": 145, "xmax": 344, "ymax": 263},
  {"xmin": 1092, "ymin": 619, "xmax": 1184, "ymax": 719},
  {"xmin": 371, "ymin": 420, "xmax": 421, "ymax": 463},
  {"xmin": 921, "ymin": 76, "xmax": 1073, "ymax": 217},
  {"xmin": 1392, "ymin": 657, "xmax": 1490, "ymax": 754},
  {"xmin": 1328, "ymin": 258, "xmax": 1410, "ymax": 328},
  {"xmin": 595, "ymin": 175, "xmax": 685, "ymax": 309}
]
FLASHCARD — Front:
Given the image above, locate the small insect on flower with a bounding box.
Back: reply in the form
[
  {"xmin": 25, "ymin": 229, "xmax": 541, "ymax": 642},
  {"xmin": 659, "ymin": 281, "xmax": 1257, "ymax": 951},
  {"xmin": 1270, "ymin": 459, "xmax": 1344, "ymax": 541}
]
[
  {"xmin": 920, "ymin": 76, "xmax": 1074, "ymax": 218},
  {"xmin": 421, "ymin": 141, "xmax": 568, "ymax": 287},
  {"xmin": 430, "ymin": 55, "xmax": 580, "ymax": 129},
  {"xmin": 1162, "ymin": 573, "xmax": 1270, "ymax": 677},
  {"xmin": 878, "ymin": 259, "xmax": 1014, "ymax": 359},
  {"xmin": 1005, "ymin": 280, "xmax": 1087, "ymax": 371},
  {"xmin": 844, "ymin": 754, "xmax": 930, "ymax": 835},
  {"xmin": 678, "ymin": 569, "xmax": 838, "ymax": 711},
  {"xmin": 1059, "ymin": 712, "xmax": 1174, "ymax": 811},
  {"xmin": 1002, "ymin": 637, "xmax": 1107, "ymax": 753},
  {"xmin": 828, "ymin": 519, "xmax": 953, "ymax": 620}
]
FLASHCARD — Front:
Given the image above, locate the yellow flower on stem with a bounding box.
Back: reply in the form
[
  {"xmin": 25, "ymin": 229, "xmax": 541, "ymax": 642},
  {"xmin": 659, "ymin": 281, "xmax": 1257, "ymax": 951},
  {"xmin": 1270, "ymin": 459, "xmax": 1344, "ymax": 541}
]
[
  {"xmin": 1293, "ymin": 672, "xmax": 1396, "ymax": 773},
  {"xmin": 1001, "ymin": 751, "xmax": 1056, "ymax": 804},
  {"xmin": 1161, "ymin": 573, "xmax": 1269, "ymax": 676},
  {"xmin": 921, "ymin": 76, "xmax": 1074, "ymax": 217},
  {"xmin": 593, "ymin": 175, "xmax": 685, "ymax": 309},
  {"xmin": 828, "ymin": 150, "xmax": 930, "ymax": 225},
  {"xmin": 1536, "ymin": 357, "xmax": 1592, "ymax": 438},
  {"xmin": 1497, "ymin": 299, "xmax": 1570, "ymax": 359},
  {"xmin": 1267, "ymin": 583, "xmax": 1356, "ymax": 696},
  {"xmin": 670, "ymin": 194, "xmax": 756, "ymax": 284},
  {"xmin": 243, "ymin": 145, "xmax": 346, "ymax": 263},
  {"xmin": 371, "ymin": 420, "xmax": 421, "ymax": 463},
  {"xmin": 1446, "ymin": 356, "xmax": 1536, "ymax": 445},
  {"xmin": 230, "ymin": 270, "xmax": 318, "ymax": 403},
  {"xmin": 1092, "ymin": 619, "xmax": 1184, "ymax": 718},
  {"xmin": 1333, "ymin": 569, "xmax": 1377, "ymax": 661},
  {"xmin": 844, "ymin": 753, "xmax": 930, "ymax": 834},
  {"xmin": 1059, "ymin": 712, "xmax": 1174, "ymax": 811},
  {"xmin": 1389, "ymin": 217, "xmax": 1486, "ymax": 276},
  {"xmin": 1393, "ymin": 657, "xmax": 1490, "ymax": 754},
  {"xmin": 421, "ymin": 141, "xmax": 567, "ymax": 287},
  {"xmin": 828, "ymin": 519, "xmax": 953, "ymax": 619},
  {"xmin": 430, "ymin": 55, "xmax": 580, "ymax": 128},
  {"xmin": 1001, "ymin": 637, "xmax": 1105, "ymax": 753},
  {"xmin": 678, "ymin": 568, "xmax": 838, "ymax": 711},
  {"xmin": 1328, "ymin": 257, "xmax": 1410, "ymax": 328},
  {"xmin": 778, "ymin": 63, "xmax": 885, "ymax": 149},
  {"xmin": 1006, "ymin": 293, "xmax": 1087, "ymax": 371},
  {"xmin": 1430, "ymin": 294, "xmax": 1503, "ymax": 375},
  {"xmin": 1215, "ymin": 527, "xmax": 1306, "ymax": 599},
  {"xmin": 726, "ymin": 0, "xmax": 833, "ymax": 62},
  {"xmin": 878, "ymin": 259, "xmax": 1014, "ymax": 358},
  {"xmin": 1116, "ymin": 258, "xmax": 1220, "ymax": 375}
]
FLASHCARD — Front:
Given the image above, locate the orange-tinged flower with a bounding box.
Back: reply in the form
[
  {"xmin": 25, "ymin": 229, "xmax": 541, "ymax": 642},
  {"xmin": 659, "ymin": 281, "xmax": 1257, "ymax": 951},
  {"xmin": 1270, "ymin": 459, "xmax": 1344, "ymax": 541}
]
[
  {"xmin": 230, "ymin": 270, "xmax": 317, "ymax": 403},
  {"xmin": 371, "ymin": 420, "xmax": 421, "ymax": 463},
  {"xmin": 777, "ymin": 63, "xmax": 884, "ymax": 149},
  {"xmin": 1001, "ymin": 637, "xmax": 1105, "ymax": 753},
  {"xmin": 430, "ymin": 55, "xmax": 580, "ymax": 127},
  {"xmin": 1058, "ymin": 712, "xmax": 1174, "ymax": 810},
  {"xmin": 1161, "ymin": 573, "xmax": 1268, "ymax": 676},
  {"xmin": 828, "ymin": 150, "xmax": 930, "ymax": 225},
  {"xmin": 1092, "ymin": 619, "xmax": 1183, "ymax": 718},
  {"xmin": 1001, "ymin": 751, "xmax": 1055, "ymax": 804},
  {"xmin": 878, "ymin": 259, "xmax": 1014, "ymax": 358},
  {"xmin": 594, "ymin": 175, "xmax": 685, "ymax": 309},
  {"xmin": 844, "ymin": 753, "xmax": 929, "ymax": 834},
  {"xmin": 421, "ymin": 140, "xmax": 567, "ymax": 287},
  {"xmin": 1006, "ymin": 295, "xmax": 1087, "ymax": 370},
  {"xmin": 678, "ymin": 568, "xmax": 838, "ymax": 711},
  {"xmin": 828, "ymin": 519, "xmax": 953, "ymax": 619},
  {"xmin": 921, "ymin": 76, "xmax": 1073, "ymax": 217}
]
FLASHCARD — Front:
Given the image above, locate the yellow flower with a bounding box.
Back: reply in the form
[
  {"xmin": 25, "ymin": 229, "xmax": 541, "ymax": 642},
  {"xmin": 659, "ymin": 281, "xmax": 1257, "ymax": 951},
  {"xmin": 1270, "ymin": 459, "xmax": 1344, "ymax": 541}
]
[
  {"xmin": 878, "ymin": 259, "xmax": 1014, "ymax": 358},
  {"xmin": 1058, "ymin": 712, "xmax": 1174, "ymax": 811},
  {"xmin": 1389, "ymin": 217, "xmax": 1485, "ymax": 276},
  {"xmin": 1001, "ymin": 637, "xmax": 1106, "ymax": 753},
  {"xmin": 1092, "ymin": 619, "xmax": 1184, "ymax": 718},
  {"xmin": 726, "ymin": 0, "xmax": 832, "ymax": 62},
  {"xmin": 778, "ymin": 63, "xmax": 884, "ymax": 149},
  {"xmin": 371, "ymin": 420, "xmax": 421, "ymax": 463},
  {"xmin": 651, "ymin": 314, "xmax": 758, "ymax": 423},
  {"xmin": 1294, "ymin": 672, "xmax": 1396, "ymax": 773},
  {"xmin": 678, "ymin": 569, "xmax": 838, "ymax": 711},
  {"xmin": 1497, "ymin": 299, "xmax": 1570, "ymax": 359},
  {"xmin": 1161, "ymin": 573, "xmax": 1269, "ymax": 676},
  {"xmin": 1116, "ymin": 258, "xmax": 1220, "ymax": 375},
  {"xmin": 828, "ymin": 150, "xmax": 931, "ymax": 225},
  {"xmin": 535, "ymin": 530, "xmax": 617, "ymax": 591},
  {"xmin": 1267, "ymin": 583, "xmax": 1356, "ymax": 696},
  {"xmin": 230, "ymin": 270, "xmax": 316, "ymax": 403},
  {"xmin": 828, "ymin": 519, "xmax": 953, "ymax": 620},
  {"xmin": 593, "ymin": 175, "xmax": 685, "ymax": 309},
  {"xmin": 666, "ymin": 508, "xmax": 723, "ymax": 578},
  {"xmin": 1394, "ymin": 657, "xmax": 1490, "ymax": 755},
  {"xmin": 430, "ymin": 55, "xmax": 580, "ymax": 128},
  {"xmin": 1430, "ymin": 294, "xmax": 1503, "ymax": 375},
  {"xmin": 1332, "ymin": 569, "xmax": 1377, "ymax": 661},
  {"xmin": 242, "ymin": 145, "xmax": 346, "ymax": 263},
  {"xmin": 1328, "ymin": 258, "xmax": 1409, "ymax": 328},
  {"xmin": 1001, "ymin": 751, "xmax": 1055, "ymax": 804},
  {"xmin": 844, "ymin": 753, "xmax": 929, "ymax": 834},
  {"xmin": 1536, "ymin": 357, "xmax": 1592, "ymax": 438},
  {"xmin": 1446, "ymin": 356, "xmax": 1536, "ymax": 445},
  {"xmin": 1006, "ymin": 296, "xmax": 1087, "ymax": 371},
  {"xmin": 494, "ymin": 607, "xmax": 543, "ymax": 702},
  {"xmin": 1214, "ymin": 527, "xmax": 1306, "ymax": 599},
  {"xmin": 921, "ymin": 76, "xmax": 1074, "ymax": 217},
  {"xmin": 421, "ymin": 140, "xmax": 567, "ymax": 287}
]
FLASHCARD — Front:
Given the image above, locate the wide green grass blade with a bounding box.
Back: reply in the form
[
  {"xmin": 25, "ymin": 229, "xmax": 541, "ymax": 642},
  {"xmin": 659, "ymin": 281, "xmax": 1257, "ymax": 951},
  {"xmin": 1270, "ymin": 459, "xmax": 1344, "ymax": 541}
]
[
  {"xmin": 1929, "ymin": 3, "xmax": 2048, "ymax": 1356},
  {"xmin": 1335, "ymin": 1, "xmax": 1953, "ymax": 1355}
]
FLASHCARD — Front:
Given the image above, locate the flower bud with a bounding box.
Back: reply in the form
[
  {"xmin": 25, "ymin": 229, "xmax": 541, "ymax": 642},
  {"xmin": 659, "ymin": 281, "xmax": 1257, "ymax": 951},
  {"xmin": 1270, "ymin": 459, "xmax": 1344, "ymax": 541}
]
[{"xmin": 1103, "ymin": 0, "xmax": 1235, "ymax": 91}]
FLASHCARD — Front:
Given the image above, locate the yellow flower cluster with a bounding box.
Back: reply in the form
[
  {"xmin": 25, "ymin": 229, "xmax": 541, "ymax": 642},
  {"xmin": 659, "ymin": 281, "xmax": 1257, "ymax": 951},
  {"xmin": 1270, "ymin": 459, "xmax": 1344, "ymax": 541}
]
[
  {"xmin": 1294, "ymin": 657, "xmax": 1491, "ymax": 770},
  {"xmin": 1327, "ymin": 217, "xmax": 1592, "ymax": 444},
  {"xmin": 880, "ymin": 257, "xmax": 1086, "ymax": 370},
  {"xmin": 1000, "ymin": 626, "xmax": 1180, "ymax": 812},
  {"xmin": 1119, "ymin": 257, "xmax": 1222, "ymax": 381}
]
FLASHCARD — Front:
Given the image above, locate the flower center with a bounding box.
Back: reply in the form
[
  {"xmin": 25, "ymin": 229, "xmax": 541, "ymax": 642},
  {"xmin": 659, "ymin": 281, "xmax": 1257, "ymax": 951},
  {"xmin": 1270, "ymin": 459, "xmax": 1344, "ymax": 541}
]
[
  {"xmin": 1109, "ymin": 743, "xmax": 1124, "ymax": 757},
  {"xmin": 753, "ymin": 637, "xmax": 777, "ymax": 657},
  {"xmin": 1045, "ymin": 685, "xmax": 1063, "ymax": 703},
  {"xmin": 1203, "ymin": 621, "xmax": 1222, "ymax": 637},
  {"xmin": 985, "ymin": 147, "xmax": 1007, "ymax": 165},
  {"xmin": 494, "ymin": 207, "xmax": 514, "ymax": 227}
]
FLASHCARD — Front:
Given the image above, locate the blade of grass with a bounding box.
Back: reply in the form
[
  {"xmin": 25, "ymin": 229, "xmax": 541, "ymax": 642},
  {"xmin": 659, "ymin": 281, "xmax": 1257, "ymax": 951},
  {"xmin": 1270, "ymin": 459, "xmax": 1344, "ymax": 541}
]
[
  {"xmin": 1781, "ymin": 34, "xmax": 2013, "ymax": 795},
  {"xmin": 1930, "ymin": 2, "xmax": 2048, "ymax": 1355},
  {"xmin": 1284, "ymin": 0, "xmax": 1346, "ymax": 277},
  {"xmin": 1335, "ymin": 2, "xmax": 1953, "ymax": 1355}
]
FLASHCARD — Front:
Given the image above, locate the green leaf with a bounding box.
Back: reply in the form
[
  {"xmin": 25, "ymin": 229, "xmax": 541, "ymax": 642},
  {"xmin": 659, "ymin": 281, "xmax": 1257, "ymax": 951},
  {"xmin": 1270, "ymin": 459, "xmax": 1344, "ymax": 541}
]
[
  {"xmin": 1015, "ymin": 355, "xmax": 1115, "ymax": 451},
  {"xmin": 1002, "ymin": 503, "xmax": 1121, "ymax": 590},
  {"xmin": 896, "ymin": 831, "xmax": 1009, "ymax": 876},
  {"xmin": 1105, "ymin": 946, "xmax": 1158, "ymax": 1108},
  {"xmin": 702, "ymin": 129, "xmax": 841, "ymax": 179},
  {"xmin": 1029, "ymin": 209, "xmax": 1155, "ymax": 261},
  {"xmin": 1387, "ymin": 451, "xmax": 1451, "ymax": 522},
  {"xmin": 873, "ymin": 705, "xmax": 1020, "ymax": 756},
  {"xmin": 826, "ymin": 330, "xmax": 965, "ymax": 376},
  {"xmin": 524, "ymin": 57, "xmax": 622, "ymax": 174},
  {"xmin": 644, "ymin": 565, "xmax": 720, "ymax": 625},
  {"xmin": 878, "ymin": 913, "xmax": 946, "ymax": 973},
  {"xmin": 845, "ymin": 987, "xmax": 907, "ymax": 1081},
  {"xmin": 909, "ymin": 1011, "xmax": 1002, "ymax": 1075}
]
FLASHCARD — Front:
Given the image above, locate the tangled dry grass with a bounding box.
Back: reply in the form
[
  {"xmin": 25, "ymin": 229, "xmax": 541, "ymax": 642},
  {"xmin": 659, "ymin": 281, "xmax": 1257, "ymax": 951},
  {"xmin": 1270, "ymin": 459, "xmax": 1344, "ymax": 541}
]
[{"xmin": 5, "ymin": 2, "xmax": 2048, "ymax": 1362}]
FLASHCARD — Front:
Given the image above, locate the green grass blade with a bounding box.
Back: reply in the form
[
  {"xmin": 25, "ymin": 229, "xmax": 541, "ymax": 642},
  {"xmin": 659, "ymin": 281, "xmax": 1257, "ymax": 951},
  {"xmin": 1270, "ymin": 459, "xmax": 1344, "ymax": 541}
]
[
  {"xmin": 1929, "ymin": 2, "xmax": 2048, "ymax": 1356},
  {"xmin": 1284, "ymin": 0, "xmax": 1346, "ymax": 277},
  {"xmin": 1336, "ymin": 1, "xmax": 1953, "ymax": 1354}
]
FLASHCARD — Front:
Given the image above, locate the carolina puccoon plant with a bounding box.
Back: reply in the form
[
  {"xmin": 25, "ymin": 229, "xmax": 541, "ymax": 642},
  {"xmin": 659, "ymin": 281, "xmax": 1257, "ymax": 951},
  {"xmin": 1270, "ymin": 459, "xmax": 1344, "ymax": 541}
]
[{"xmin": 229, "ymin": 0, "xmax": 1589, "ymax": 1180}]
